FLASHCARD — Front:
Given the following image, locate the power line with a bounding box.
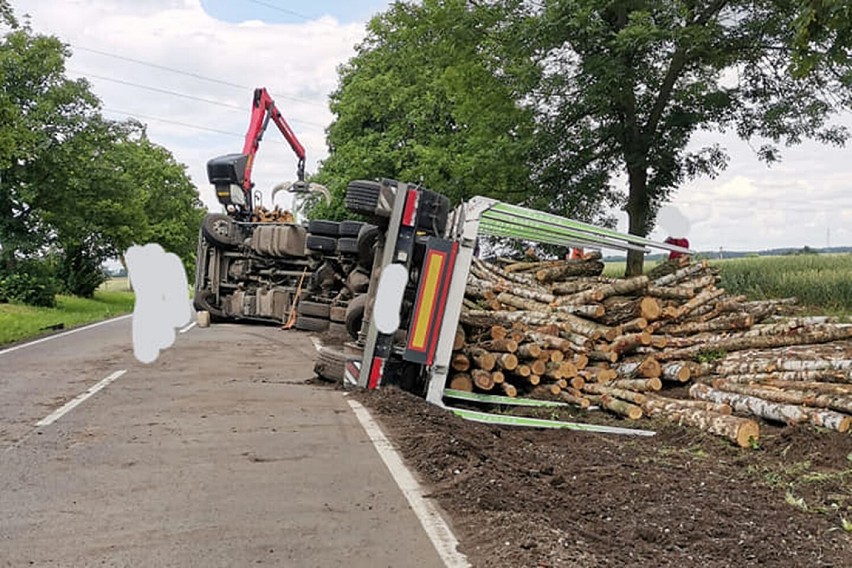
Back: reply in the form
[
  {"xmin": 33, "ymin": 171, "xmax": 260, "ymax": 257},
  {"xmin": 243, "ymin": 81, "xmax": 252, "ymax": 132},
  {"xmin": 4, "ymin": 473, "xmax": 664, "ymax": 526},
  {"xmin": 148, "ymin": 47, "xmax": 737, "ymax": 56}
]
[
  {"xmin": 71, "ymin": 69, "xmax": 328, "ymax": 128},
  {"xmin": 71, "ymin": 45, "xmax": 326, "ymax": 108},
  {"xmin": 102, "ymin": 107, "xmax": 247, "ymax": 138},
  {"xmin": 245, "ymin": 0, "xmax": 318, "ymax": 21}
]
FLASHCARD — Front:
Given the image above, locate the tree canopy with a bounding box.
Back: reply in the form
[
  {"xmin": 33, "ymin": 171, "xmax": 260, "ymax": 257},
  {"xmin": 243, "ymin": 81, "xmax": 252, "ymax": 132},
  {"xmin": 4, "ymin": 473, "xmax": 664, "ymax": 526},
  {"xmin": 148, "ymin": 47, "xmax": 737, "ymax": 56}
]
[
  {"xmin": 312, "ymin": 0, "xmax": 535, "ymax": 219},
  {"xmin": 318, "ymin": 0, "xmax": 852, "ymax": 275},
  {"xmin": 0, "ymin": 18, "xmax": 204, "ymax": 300}
]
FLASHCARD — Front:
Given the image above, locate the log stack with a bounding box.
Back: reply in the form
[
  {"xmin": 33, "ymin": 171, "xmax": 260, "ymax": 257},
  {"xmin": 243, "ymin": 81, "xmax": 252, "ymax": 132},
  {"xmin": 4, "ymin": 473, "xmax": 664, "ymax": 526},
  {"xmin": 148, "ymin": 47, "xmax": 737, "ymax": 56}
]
[{"xmin": 452, "ymin": 255, "xmax": 852, "ymax": 448}]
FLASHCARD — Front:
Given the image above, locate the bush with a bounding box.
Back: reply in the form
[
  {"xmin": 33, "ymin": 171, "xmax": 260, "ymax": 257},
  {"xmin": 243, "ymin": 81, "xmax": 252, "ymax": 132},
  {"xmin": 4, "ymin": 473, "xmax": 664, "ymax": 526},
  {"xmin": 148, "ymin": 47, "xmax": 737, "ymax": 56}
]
[
  {"xmin": 57, "ymin": 248, "xmax": 107, "ymax": 298},
  {"xmin": 0, "ymin": 259, "xmax": 59, "ymax": 307}
]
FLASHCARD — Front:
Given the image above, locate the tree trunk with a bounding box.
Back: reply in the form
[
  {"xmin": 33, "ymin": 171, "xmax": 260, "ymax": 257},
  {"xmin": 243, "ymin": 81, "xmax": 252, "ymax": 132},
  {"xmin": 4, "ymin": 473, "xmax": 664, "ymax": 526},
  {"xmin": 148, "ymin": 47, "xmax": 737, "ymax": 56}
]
[{"xmin": 625, "ymin": 163, "xmax": 651, "ymax": 277}]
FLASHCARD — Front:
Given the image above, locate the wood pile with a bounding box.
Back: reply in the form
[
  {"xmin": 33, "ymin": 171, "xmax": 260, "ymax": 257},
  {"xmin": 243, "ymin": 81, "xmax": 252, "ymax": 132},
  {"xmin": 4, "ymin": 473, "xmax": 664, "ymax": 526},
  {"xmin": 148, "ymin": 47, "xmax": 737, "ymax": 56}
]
[
  {"xmin": 252, "ymin": 205, "xmax": 295, "ymax": 223},
  {"xmin": 452, "ymin": 254, "xmax": 852, "ymax": 447}
]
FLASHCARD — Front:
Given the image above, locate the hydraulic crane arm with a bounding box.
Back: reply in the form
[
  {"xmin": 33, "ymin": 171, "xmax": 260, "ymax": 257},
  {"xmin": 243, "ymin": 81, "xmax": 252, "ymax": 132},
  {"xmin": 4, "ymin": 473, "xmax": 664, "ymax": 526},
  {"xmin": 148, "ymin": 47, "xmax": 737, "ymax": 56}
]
[
  {"xmin": 206, "ymin": 87, "xmax": 308, "ymax": 217},
  {"xmin": 242, "ymin": 87, "xmax": 306, "ymax": 189}
]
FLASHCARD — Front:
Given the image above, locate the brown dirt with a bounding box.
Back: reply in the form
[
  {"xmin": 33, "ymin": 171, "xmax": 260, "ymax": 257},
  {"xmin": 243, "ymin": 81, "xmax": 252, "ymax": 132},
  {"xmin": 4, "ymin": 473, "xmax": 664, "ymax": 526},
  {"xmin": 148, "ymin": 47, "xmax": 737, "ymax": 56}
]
[{"xmin": 354, "ymin": 387, "xmax": 852, "ymax": 568}]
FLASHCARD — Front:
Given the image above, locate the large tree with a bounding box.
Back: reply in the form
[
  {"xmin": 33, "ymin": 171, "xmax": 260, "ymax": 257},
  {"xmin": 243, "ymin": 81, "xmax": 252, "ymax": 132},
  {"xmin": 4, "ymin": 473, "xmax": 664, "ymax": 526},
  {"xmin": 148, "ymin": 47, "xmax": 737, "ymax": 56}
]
[
  {"xmin": 313, "ymin": 0, "xmax": 535, "ymax": 219},
  {"xmin": 531, "ymin": 0, "xmax": 852, "ymax": 274},
  {"xmin": 0, "ymin": 21, "xmax": 204, "ymax": 298}
]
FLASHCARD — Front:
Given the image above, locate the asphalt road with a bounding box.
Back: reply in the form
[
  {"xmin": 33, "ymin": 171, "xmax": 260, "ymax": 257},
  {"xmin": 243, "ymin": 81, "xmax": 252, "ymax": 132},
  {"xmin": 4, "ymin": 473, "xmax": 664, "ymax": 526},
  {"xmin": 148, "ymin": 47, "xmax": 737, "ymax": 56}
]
[{"xmin": 0, "ymin": 319, "xmax": 446, "ymax": 567}]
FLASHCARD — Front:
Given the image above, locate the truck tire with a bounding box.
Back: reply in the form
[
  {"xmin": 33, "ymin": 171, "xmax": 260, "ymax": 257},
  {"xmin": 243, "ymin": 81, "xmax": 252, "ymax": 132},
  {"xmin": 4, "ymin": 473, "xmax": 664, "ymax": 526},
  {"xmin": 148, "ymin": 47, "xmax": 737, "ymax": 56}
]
[
  {"xmin": 305, "ymin": 235, "xmax": 337, "ymax": 254},
  {"xmin": 337, "ymin": 237, "xmax": 358, "ymax": 255},
  {"xmin": 339, "ymin": 220, "xmax": 364, "ymax": 238},
  {"xmin": 307, "ymin": 219, "xmax": 340, "ymax": 238},
  {"xmin": 314, "ymin": 346, "xmax": 346, "ymax": 382},
  {"xmin": 356, "ymin": 224, "xmax": 380, "ymax": 269},
  {"xmin": 295, "ymin": 314, "xmax": 330, "ymax": 332},
  {"xmin": 201, "ymin": 213, "xmax": 242, "ymax": 247},
  {"xmin": 345, "ymin": 180, "xmax": 382, "ymax": 217},
  {"xmin": 297, "ymin": 300, "xmax": 331, "ymax": 319},
  {"xmin": 345, "ymin": 293, "xmax": 368, "ymax": 340}
]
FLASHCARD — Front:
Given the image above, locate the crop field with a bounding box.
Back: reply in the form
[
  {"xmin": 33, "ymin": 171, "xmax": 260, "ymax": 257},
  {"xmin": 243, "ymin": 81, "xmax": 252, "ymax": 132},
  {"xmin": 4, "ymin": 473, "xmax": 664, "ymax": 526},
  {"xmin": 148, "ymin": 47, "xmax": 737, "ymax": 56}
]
[{"xmin": 606, "ymin": 253, "xmax": 852, "ymax": 316}]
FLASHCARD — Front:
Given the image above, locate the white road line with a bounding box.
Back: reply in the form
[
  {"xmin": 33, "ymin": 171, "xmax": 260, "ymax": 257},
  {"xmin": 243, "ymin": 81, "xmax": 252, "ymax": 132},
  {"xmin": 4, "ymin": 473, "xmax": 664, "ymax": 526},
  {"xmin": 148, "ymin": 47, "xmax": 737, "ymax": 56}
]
[
  {"xmin": 179, "ymin": 321, "xmax": 197, "ymax": 334},
  {"xmin": 36, "ymin": 370, "xmax": 128, "ymax": 427},
  {"xmin": 347, "ymin": 399, "xmax": 470, "ymax": 568},
  {"xmin": 0, "ymin": 314, "xmax": 132, "ymax": 357}
]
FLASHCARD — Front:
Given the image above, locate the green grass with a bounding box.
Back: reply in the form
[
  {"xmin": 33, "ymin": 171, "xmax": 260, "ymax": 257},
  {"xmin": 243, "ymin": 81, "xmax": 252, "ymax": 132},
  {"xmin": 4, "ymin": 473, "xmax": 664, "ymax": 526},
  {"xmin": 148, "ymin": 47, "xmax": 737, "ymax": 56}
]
[{"xmin": 0, "ymin": 281, "xmax": 134, "ymax": 346}]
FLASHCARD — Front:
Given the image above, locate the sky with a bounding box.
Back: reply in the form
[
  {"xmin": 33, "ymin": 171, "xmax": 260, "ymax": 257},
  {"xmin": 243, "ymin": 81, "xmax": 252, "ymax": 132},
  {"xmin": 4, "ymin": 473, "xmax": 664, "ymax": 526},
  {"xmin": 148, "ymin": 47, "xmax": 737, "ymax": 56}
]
[{"xmin": 17, "ymin": 0, "xmax": 852, "ymax": 253}]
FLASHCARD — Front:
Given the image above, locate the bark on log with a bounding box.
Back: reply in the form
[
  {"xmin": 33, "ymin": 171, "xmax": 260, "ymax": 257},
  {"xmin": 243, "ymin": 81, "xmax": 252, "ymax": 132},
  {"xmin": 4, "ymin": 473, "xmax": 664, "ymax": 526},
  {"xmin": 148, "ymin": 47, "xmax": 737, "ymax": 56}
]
[
  {"xmin": 622, "ymin": 317, "xmax": 649, "ymax": 333},
  {"xmin": 647, "ymin": 284, "xmax": 696, "ymax": 301},
  {"xmin": 491, "ymin": 371, "xmax": 505, "ymax": 384},
  {"xmin": 600, "ymin": 296, "xmax": 661, "ymax": 325},
  {"xmin": 499, "ymin": 382, "xmax": 518, "ymax": 397},
  {"xmin": 661, "ymin": 362, "xmax": 691, "ymax": 383},
  {"xmin": 616, "ymin": 357, "xmax": 661, "ymax": 379},
  {"xmin": 554, "ymin": 303, "xmax": 606, "ymax": 319},
  {"xmin": 535, "ymin": 260, "xmax": 605, "ymax": 283},
  {"xmin": 650, "ymin": 261, "xmax": 707, "ymax": 286},
  {"xmin": 525, "ymin": 331, "xmax": 574, "ymax": 352},
  {"xmin": 609, "ymin": 378, "xmax": 662, "ymax": 391},
  {"xmin": 553, "ymin": 275, "xmax": 649, "ymax": 307},
  {"xmin": 712, "ymin": 379, "xmax": 852, "ymax": 416},
  {"xmin": 490, "ymin": 325, "xmax": 508, "ymax": 340},
  {"xmin": 453, "ymin": 326, "xmax": 466, "ymax": 351},
  {"xmin": 599, "ymin": 395, "xmax": 643, "ymax": 419},
  {"xmin": 582, "ymin": 383, "xmax": 648, "ymax": 406},
  {"xmin": 658, "ymin": 325, "xmax": 852, "ymax": 361},
  {"xmin": 478, "ymin": 339, "xmax": 519, "ymax": 353},
  {"xmin": 642, "ymin": 397, "xmax": 759, "ymax": 448},
  {"xmin": 496, "ymin": 292, "xmax": 550, "ymax": 312},
  {"xmin": 516, "ymin": 343, "xmax": 543, "ymax": 359},
  {"xmin": 609, "ymin": 331, "xmax": 652, "ymax": 355},
  {"xmin": 559, "ymin": 390, "xmax": 591, "ymax": 408},
  {"xmin": 513, "ymin": 364, "xmax": 532, "ymax": 378},
  {"xmin": 551, "ymin": 277, "xmax": 612, "ymax": 296},
  {"xmin": 688, "ymin": 383, "xmax": 852, "ymax": 433},
  {"xmin": 660, "ymin": 313, "xmax": 754, "ymax": 336},
  {"xmin": 714, "ymin": 370, "xmax": 850, "ymax": 385}
]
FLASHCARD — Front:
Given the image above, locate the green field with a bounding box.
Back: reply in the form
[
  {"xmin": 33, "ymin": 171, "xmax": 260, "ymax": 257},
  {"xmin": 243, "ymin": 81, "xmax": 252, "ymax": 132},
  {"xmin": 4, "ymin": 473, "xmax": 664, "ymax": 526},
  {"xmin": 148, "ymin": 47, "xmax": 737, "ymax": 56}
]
[
  {"xmin": 606, "ymin": 254, "xmax": 852, "ymax": 315},
  {"xmin": 0, "ymin": 280, "xmax": 135, "ymax": 346}
]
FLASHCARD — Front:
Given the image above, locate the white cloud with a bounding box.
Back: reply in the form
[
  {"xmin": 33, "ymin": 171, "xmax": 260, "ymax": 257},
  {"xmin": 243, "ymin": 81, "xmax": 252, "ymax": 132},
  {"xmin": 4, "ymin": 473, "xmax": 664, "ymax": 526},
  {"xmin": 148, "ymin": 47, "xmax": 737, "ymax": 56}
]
[{"xmin": 18, "ymin": 0, "xmax": 852, "ymax": 252}]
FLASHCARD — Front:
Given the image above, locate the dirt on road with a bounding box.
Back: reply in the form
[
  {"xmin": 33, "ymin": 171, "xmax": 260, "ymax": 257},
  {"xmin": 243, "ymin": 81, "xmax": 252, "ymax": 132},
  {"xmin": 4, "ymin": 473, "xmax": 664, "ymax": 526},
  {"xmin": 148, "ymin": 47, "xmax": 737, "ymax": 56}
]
[{"xmin": 353, "ymin": 387, "xmax": 852, "ymax": 568}]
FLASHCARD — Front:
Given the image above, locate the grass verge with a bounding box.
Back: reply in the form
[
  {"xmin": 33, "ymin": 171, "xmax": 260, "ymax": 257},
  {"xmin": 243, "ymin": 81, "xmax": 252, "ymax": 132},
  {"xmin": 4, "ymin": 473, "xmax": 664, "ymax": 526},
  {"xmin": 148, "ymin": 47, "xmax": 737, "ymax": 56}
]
[{"xmin": 0, "ymin": 287, "xmax": 134, "ymax": 346}]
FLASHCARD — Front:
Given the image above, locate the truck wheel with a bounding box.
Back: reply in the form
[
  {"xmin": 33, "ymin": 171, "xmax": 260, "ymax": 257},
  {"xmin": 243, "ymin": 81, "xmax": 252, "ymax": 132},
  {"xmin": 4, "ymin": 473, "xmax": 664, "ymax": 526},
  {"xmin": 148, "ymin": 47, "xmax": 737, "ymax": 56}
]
[
  {"xmin": 295, "ymin": 314, "xmax": 330, "ymax": 332},
  {"xmin": 356, "ymin": 224, "xmax": 380, "ymax": 269},
  {"xmin": 339, "ymin": 220, "xmax": 364, "ymax": 238},
  {"xmin": 314, "ymin": 346, "xmax": 346, "ymax": 382},
  {"xmin": 345, "ymin": 294, "xmax": 368, "ymax": 340},
  {"xmin": 297, "ymin": 300, "xmax": 331, "ymax": 319},
  {"xmin": 305, "ymin": 235, "xmax": 337, "ymax": 254},
  {"xmin": 337, "ymin": 237, "xmax": 358, "ymax": 255},
  {"xmin": 201, "ymin": 213, "xmax": 242, "ymax": 247},
  {"xmin": 345, "ymin": 180, "xmax": 383, "ymax": 217},
  {"xmin": 307, "ymin": 219, "xmax": 340, "ymax": 237}
]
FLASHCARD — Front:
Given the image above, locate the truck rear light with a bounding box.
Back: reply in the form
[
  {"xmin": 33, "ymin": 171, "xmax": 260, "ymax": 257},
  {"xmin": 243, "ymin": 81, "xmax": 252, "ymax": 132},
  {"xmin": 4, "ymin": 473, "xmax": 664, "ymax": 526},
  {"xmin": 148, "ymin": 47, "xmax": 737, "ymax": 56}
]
[{"xmin": 401, "ymin": 189, "xmax": 419, "ymax": 227}]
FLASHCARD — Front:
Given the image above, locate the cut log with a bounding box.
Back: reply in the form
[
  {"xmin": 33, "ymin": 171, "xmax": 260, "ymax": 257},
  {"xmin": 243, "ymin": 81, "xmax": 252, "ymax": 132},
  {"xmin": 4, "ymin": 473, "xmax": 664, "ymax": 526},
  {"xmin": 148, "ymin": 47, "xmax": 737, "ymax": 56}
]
[
  {"xmin": 516, "ymin": 343, "xmax": 543, "ymax": 359},
  {"xmin": 609, "ymin": 331, "xmax": 652, "ymax": 355},
  {"xmin": 535, "ymin": 260, "xmax": 605, "ymax": 283},
  {"xmin": 495, "ymin": 353, "xmax": 519, "ymax": 372},
  {"xmin": 600, "ymin": 296, "xmax": 662, "ymax": 325},
  {"xmin": 478, "ymin": 338, "xmax": 518, "ymax": 353},
  {"xmin": 669, "ymin": 287, "xmax": 727, "ymax": 320},
  {"xmin": 491, "ymin": 371, "xmax": 505, "ymax": 384},
  {"xmin": 453, "ymin": 326, "xmax": 466, "ymax": 351},
  {"xmin": 582, "ymin": 383, "xmax": 648, "ymax": 406},
  {"xmin": 530, "ymin": 359, "xmax": 548, "ymax": 376},
  {"xmin": 466, "ymin": 347, "xmax": 497, "ymax": 371},
  {"xmin": 660, "ymin": 313, "xmax": 754, "ymax": 336},
  {"xmin": 554, "ymin": 303, "xmax": 606, "ymax": 319},
  {"xmin": 449, "ymin": 373, "xmax": 474, "ymax": 392},
  {"xmin": 496, "ymin": 291, "xmax": 550, "ymax": 312},
  {"xmin": 609, "ymin": 378, "xmax": 662, "ymax": 391},
  {"xmin": 525, "ymin": 331, "xmax": 574, "ymax": 352},
  {"xmin": 499, "ymin": 382, "xmax": 517, "ymax": 397},
  {"xmin": 451, "ymin": 353, "xmax": 471, "ymax": 372},
  {"xmin": 690, "ymin": 383, "xmax": 807, "ymax": 426},
  {"xmin": 551, "ymin": 277, "xmax": 612, "ymax": 296},
  {"xmin": 588, "ymin": 350, "xmax": 619, "ymax": 363},
  {"xmin": 642, "ymin": 397, "xmax": 759, "ymax": 448},
  {"xmin": 712, "ymin": 379, "xmax": 852, "ymax": 416},
  {"xmin": 616, "ymin": 357, "xmax": 661, "ymax": 379},
  {"xmin": 559, "ymin": 390, "xmax": 591, "ymax": 408},
  {"xmin": 513, "ymin": 364, "xmax": 532, "ymax": 378},
  {"xmin": 660, "ymin": 362, "xmax": 691, "ymax": 383},
  {"xmin": 599, "ymin": 395, "xmax": 643, "ymax": 419},
  {"xmin": 573, "ymin": 353, "xmax": 589, "ymax": 370},
  {"xmin": 715, "ymin": 370, "xmax": 850, "ymax": 385},
  {"xmin": 490, "ymin": 325, "xmax": 508, "ymax": 341},
  {"xmin": 650, "ymin": 261, "xmax": 707, "ymax": 286},
  {"xmin": 471, "ymin": 369, "xmax": 495, "ymax": 391},
  {"xmin": 646, "ymin": 284, "xmax": 696, "ymax": 301},
  {"xmin": 553, "ymin": 275, "xmax": 649, "ymax": 306},
  {"xmin": 621, "ymin": 317, "xmax": 649, "ymax": 333},
  {"xmin": 547, "ymin": 349, "xmax": 565, "ymax": 363}
]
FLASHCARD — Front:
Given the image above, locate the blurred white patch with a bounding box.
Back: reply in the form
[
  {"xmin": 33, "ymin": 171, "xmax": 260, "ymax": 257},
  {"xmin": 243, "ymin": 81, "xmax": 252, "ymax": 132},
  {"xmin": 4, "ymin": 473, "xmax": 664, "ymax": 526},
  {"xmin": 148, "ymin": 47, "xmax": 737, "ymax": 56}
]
[
  {"xmin": 657, "ymin": 206, "xmax": 691, "ymax": 238},
  {"xmin": 126, "ymin": 243, "xmax": 191, "ymax": 364}
]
